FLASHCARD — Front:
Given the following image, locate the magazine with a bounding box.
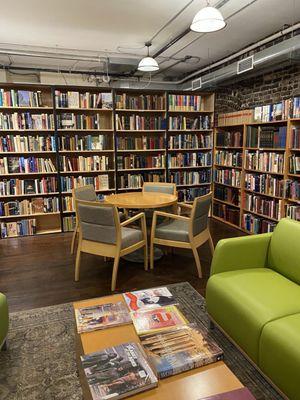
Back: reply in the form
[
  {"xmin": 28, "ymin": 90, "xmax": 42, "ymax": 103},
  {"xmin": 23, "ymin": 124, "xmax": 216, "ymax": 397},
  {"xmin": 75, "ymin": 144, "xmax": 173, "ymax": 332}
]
[
  {"xmin": 123, "ymin": 287, "xmax": 177, "ymax": 311},
  {"xmin": 131, "ymin": 305, "xmax": 188, "ymax": 336},
  {"xmin": 81, "ymin": 342, "xmax": 158, "ymax": 400},
  {"xmin": 140, "ymin": 323, "xmax": 223, "ymax": 378},
  {"xmin": 75, "ymin": 302, "xmax": 131, "ymax": 333},
  {"xmin": 200, "ymin": 387, "xmax": 256, "ymax": 399}
]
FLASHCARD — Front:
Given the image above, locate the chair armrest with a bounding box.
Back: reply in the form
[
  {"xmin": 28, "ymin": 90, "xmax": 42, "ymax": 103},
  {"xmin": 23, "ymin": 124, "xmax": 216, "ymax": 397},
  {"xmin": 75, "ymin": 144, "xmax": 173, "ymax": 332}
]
[
  {"xmin": 178, "ymin": 202, "xmax": 193, "ymax": 209},
  {"xmin": 153, "ymin": 210, "xmax": 190, "ymax": 221},
  {"xmin": 121, "ymin": 212, "xmax": 145, "ymax": 227},
  {"xmin": 211, "ymin": 233, "xmax": 272, "ymax": 276}
]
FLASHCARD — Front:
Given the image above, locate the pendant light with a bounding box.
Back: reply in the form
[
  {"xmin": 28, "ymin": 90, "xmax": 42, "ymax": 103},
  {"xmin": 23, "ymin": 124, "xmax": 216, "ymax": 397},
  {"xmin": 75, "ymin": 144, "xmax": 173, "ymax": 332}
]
[
  {"xmin": 138, "ymin": 42, "xmax": 159, "ymax": 72},
  {"xmin": 190, "ymin": 0, "xmax": 226, "ymax": 33}
]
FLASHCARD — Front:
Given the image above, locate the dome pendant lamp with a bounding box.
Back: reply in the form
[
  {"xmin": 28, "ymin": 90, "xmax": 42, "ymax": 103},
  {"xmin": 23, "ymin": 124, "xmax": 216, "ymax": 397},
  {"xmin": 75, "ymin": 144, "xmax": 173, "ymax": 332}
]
[
  {"xmin": 138, "ymin": 42, "xmax": 159, "ymax": 72},
  {"xmin": 190, "ymin": 0, "xmax": 226, "ymax": 33}
]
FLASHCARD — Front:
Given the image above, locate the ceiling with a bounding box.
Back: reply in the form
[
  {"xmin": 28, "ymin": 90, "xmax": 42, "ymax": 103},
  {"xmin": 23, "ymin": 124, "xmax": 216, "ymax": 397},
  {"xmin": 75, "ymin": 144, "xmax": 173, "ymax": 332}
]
[{"xmin": 0, "ymin": 0, "xmax": 299, "ymax": 81}]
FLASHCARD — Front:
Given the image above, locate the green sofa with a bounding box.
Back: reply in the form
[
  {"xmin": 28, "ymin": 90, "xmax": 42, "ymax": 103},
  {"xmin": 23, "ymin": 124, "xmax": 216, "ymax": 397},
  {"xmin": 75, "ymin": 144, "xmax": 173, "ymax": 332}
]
[
  {"xmin": 206, "ymin": 218, "xmax": 300, "ymax": 400},
  {"xmin": 0, "ymin": 292, "xmax": 8, "ymax": 350}
]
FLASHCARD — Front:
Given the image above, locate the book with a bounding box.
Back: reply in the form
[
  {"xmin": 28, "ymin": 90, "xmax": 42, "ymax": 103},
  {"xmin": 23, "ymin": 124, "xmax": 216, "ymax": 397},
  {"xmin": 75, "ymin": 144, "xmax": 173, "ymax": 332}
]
[
  {"xmin": 200, "ymin": 387, "xmax": 256, "ymax": 399},
  {"xmin": 75, "ymin": 302, "xmax": 131, "ymax": 333},
  {"xmin": 81, "ymin": 342, "xmax": 158, "ymax": 400},
  {"xmin": 131, "ymin": 305, "xmax": 188, "ymax": 335},
  {"xmin": 123, "ymin": 287, "xmax": 177, "ymax": 311},
  {"xmin": 17, "ymin": 90, "xmax": 31, "ymax": 107},
  {"xmin": 140, "ymin": 323, "xmax": 223, "ymax": 379},
  {"xmin": 24, "ymin": 179, "xmax": 36, "ymax": 194}
]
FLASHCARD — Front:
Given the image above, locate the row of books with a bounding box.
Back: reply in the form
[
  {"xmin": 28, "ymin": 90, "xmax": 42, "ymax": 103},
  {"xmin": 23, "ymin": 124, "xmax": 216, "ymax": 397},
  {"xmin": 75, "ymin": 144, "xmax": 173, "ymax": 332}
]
[
  {"xmin": 244, "ymin": 193, "xmax": 282, "ymax": 220},
  {"xmin": 289, "ymin": 155, "xmax": 300, "ymax": 174},
  {"xmin": 118, "ymin": 173, "xmax": 164, "ymax": 189},
  {"xmin": 292, "ymin": 96, "xmax": 300, "ymax": 118},
  {"xmin": 0, "ymin": 157, "xmax": 56, "ymax": 174},
  {"xmin": 0, "ymin": 177, "xmax": 58, "ymax": 196},
  {"xmin": 54, "ymin": 91, "xmax": 112, "ymax": 109},
  {"xmin": 178, "ymin": 187, "xmax": 210, "ymax": 202},
  {"xmin": 60, "ymin": 156, "xmax": 110, "ymax": 172},
  {"xmin": 214, "ymin": 184, "xmax": 240, "ymax": 206},
  {"xmin": 0, "ymin": 134, "xmax": 56, "ymax": 153},
  {"xmin": 214, "ymin": 150, "xmax": 242, "ymax": 168},
  {"xmin": 292, "ymin": 127, "xmax": 300, "ymax": 148},
  {"xmin": 284, "ymin": 179, "xmax": 299, "ymax": 200},
  {"xmin": 286, "ymin": 204, "xmax": 300, "ymax": 221},
  {"xmin": 56, "ymin": 113, "xmax": 109, "ymax": 130},
  {"xmin": 0, "ymin": 197, "xmax": 59, "ymax": 216},
  {"xmin": 59, "ymin": 135, "xmax": 112, "ymax": 151},
  {"xmin": 244, "ymin": 151, "xmax": 284, "ymax": 174},
  {"xmin": 168, "ymin": 94, "xmax": 202, "ymax": 111},
  {"xmin": 0, "ymin": 89, "xmax": 44, "ymax": 108},
  {"xmin": 117, "ymin": 155, "xmax": 165, "ymax": 170},
  {"xmin": 63, "ymin": 215, "xmax": 75, "ymax": 232},
  {"xmin": 115, "ymin": 94, "xmax": 165, "ymax": 110},
  {"xmin": 246, "ymin": 126, "xmax": 287, "ymax": 148},
  {"xmin": 213, "ymin": 203, "xmax": 240, "ymax": 226},
  {"xmin": 168, "ymin": 152, "xmax": 212, "ymax": 168},
  {"xmin": 169, "ymin": 116, "xmax": 211, "ymax": 130},
  {"xmin": 116, "ymin": 135, "xmax": 164, "ymax": 151},
  {"xmin": 116, "ymin": 115, "xmax": 166, "ymax": 131},
  {"xmin": 214, "ymin": 168, "xmax": 241, "ymax": 188},
  {"xmin": 170, "ymin": 170, "xmax": 211, "ymax": 186},
  {"xmin": 62, "ymin": 196, "xmax": 74, "ymax": 212},
  {"xmin": 1, "ymin": 218, "xmax": 36, "ymax": 238},
  {"xmin": 254, "ymin": 100, "xmax": 291, "ymax": 122},
  {"xmin": 0, "ymin": 113, "xmax": 54, "ymax": 130},
  {"xmin": 243, "ymin": 213, "xmax": 277, "ymax": 234},
  {"xmin": 60, "ymin": 175, "xmax": 110, "ymax": 192},
  {"xmin": 217, "ymin": 110, "xmax": 254, "ymax": 126},
  {"xmin": 169, "ymin": 133, "xmax": 212, "ymax": 149},
  {"xmin": 244, "ymin": 173, "xmax": 283, "ymax": 197},
  {"xmin": 216, "ymin": 131, "xmax": 242, "ymax": 148}
]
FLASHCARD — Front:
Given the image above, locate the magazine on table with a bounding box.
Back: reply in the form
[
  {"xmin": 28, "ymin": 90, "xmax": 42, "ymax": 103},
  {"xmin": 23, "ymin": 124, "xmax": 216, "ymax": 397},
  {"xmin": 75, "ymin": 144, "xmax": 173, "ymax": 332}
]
[
  {"xmin": 131, "ymin": 305, "xmax": 188, "ymax": 336},
  {"xmin": 123, "ymin": 287, "xmax": 177, "ymax": 311},
  {"xmin": 81, "ymin": 342, "xmax": 158, "ymax": 400},
  {"xmin": 75, "ymin": 302, "xmax": 131, "ymax": 333},
  {"xmin": 140, "ymin": 323, "xmax": 223, "ymax": 378},
  {"xmin": 199, "ymin": 387, "xmax": 256, "ymax": 399}
]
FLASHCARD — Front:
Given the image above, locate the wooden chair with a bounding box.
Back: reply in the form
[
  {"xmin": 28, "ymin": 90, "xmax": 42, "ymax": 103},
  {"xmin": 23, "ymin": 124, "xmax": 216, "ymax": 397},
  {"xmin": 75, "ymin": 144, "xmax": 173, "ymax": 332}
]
[
  {"xmin": 150, "ymin": 192, "xmax": 214, "ymax": 278},
  {"xmin": 142, "ymin": 182, "xmax": 177, "ymax": 196},
  {"xmin": 75, "ymin": 199, "xmax": 147, "ymax": 291}
]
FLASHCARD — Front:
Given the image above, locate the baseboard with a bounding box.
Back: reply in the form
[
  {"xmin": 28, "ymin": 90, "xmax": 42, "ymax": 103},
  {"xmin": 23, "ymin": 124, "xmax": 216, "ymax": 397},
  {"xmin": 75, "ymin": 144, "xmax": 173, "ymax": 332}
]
[{"xmin": 208, "ymin": 315, "xmax": 289, "ymax": 400}]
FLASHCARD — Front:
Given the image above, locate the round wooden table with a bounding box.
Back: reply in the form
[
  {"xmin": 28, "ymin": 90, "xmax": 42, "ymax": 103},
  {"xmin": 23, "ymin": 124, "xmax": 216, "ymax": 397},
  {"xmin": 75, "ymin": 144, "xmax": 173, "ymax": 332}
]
[{"xmin": 105, "ymin": 191, "xmax": 178, "ymax": 263}]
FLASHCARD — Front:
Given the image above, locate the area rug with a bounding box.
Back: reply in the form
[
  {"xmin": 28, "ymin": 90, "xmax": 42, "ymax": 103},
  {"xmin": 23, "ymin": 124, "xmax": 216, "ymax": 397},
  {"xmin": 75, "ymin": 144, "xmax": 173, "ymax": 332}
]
[{"xmin": 0, "ymin": 282, "xmax": 283, "ymax": 400}]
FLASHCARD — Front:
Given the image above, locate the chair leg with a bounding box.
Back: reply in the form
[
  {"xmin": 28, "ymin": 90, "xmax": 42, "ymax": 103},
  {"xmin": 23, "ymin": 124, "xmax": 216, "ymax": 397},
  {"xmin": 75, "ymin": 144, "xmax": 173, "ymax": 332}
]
[
  {"xmin": 150, "ymin": 241, "xmax": 154, "ymax": 270},
  {"xmin": 192, "ymin": 246, "xmax": 202, "ymax": 278},
  {"xmin": 208, "ymin": 234, "xmax": 214, "ymax": 255},
  {"xmin": 75, "ymin": 246, "xmax": 81, "ymax": 282},
  {"xmin": 70, "ymin": 225, "xmax": 78, "ymax": 254},
  {"xmin": 144, "ymin": 244, "xmax": 148, "ymax": 271},
  {"xmin": 111, "ymin": 253, "xmax": 120, "ymax": 291}
]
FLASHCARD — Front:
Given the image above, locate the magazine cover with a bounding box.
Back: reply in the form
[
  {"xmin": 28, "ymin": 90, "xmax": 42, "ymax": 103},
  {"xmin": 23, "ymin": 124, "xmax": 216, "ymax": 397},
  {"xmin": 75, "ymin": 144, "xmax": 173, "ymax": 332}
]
[
  {"xmin": 75, "ymin": 302, "xmax": 132, "ymax": 333},
  {"xmin": 140, "ymin": 323, "xmax": 223, "ymax": 378},
  {"xmin": 81, "ymin": 342, "xmax": 158, "ymax": 400},
  {"xmin": 131, "ymin": 305, "xmax": 188, "ymax": 336},
  {"xmin": 200, "ymin": 387, "xmax": 256, "ymax": 400},
  {"xmin": 123, "ymin": 287, "xmax": 177, "ymax": 311}
]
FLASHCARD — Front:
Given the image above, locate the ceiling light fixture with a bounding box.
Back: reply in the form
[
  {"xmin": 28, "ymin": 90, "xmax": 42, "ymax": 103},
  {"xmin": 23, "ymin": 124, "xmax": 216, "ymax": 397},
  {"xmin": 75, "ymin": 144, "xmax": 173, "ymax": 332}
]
[
  {"xmin": 190, "ymin": 0, "xmax": 226, "ymax": 33},
  {"xmin": 138, "ymin": 42, "xmax": 159, "ymax": 72}
]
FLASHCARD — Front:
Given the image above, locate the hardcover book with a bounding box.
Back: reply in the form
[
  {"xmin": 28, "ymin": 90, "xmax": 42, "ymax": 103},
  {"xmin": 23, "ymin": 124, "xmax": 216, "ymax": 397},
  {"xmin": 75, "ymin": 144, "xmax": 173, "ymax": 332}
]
[
  {"xmin": 140, "ymin": 323, "xmax": 223, "ymax": 379},
  {"xmin": 123, "ymin": 287, "xmax": 177, "ymax": 311},
  {"xmin": 200, "ymin": 387, "xmax": 256, "ymax": 399},
  {"xmin": 131, "ymin": 305, "xmax": 188, "ymax": 336},
  {"xmin": 75, "ymin": 302, "xmax": 131, "ymax": 333},
  {"xmin": 17, "ymin": 90, "xmax": 30, "ymax": 107},
  {"xmin": 81, "ymin": 342, "xmax": 158, "ymax": 400},
  {"xmin": 24, "ymin": 179, "xmax": 36, "ymax": 194}
]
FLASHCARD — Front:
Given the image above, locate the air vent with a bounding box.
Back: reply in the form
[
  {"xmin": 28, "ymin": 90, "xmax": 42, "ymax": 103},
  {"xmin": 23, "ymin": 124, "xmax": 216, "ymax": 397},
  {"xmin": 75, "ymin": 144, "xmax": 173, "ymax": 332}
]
[
  {"xmin": 237, "ymin": 56, "xmax": 254, "ymax": 74},
  {"xmin": 192, "ymin": 77, "xmax": 202, "ymax": 90}
]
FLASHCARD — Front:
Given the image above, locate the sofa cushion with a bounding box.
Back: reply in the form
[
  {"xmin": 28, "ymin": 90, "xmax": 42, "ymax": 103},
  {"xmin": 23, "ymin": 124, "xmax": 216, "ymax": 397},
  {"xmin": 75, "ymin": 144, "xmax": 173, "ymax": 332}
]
[
  {"xmin": 268, "ymin": 218, "xmax": 300, "ymax": 285},
  {"xmin": 259, "ymin": 314, "xmax": 300, "ymax": 400},
  {"xmin": 206, "ymin": 268, "xmax": 300, "ymax": 363}
]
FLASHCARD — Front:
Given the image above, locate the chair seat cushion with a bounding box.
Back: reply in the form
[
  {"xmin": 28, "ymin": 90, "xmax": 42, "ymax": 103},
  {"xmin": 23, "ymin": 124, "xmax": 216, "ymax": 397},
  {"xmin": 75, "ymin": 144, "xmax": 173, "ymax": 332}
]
[
  {"xmin": 121, "ymin": 227, "xmax": 143, "ymax": 249},
  {"xmin": 259, "ymin": 313, "xmax": 300, "ymax": 400},
  {"xmin": 206, "ymin": 268, "xmax": 300, "ymax": 363},
  {"xmin": 155, "ymin": 219, "xmax": 189, "ymax": 242}
]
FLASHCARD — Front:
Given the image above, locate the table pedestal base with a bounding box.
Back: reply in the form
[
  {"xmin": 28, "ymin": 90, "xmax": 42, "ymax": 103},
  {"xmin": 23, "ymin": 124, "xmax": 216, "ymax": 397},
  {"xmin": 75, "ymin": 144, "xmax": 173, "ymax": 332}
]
[{"xmin": 122, "ymin": 247, "xmax": 163, "ymax": 263}]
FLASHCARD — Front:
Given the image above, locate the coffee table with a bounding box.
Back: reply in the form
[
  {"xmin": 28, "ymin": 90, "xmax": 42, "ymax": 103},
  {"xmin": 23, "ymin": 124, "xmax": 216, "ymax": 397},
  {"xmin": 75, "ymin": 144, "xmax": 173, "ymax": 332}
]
[{"xmin": 74, "ymin": 293, "xmax": 243, "ymax": 400}]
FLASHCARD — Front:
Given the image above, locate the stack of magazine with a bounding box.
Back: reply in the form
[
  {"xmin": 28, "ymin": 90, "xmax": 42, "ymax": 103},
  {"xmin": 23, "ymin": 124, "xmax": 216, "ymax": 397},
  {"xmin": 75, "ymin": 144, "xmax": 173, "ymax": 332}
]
[{"xmin": 75, "ymin": 287, "xmax": 224, "ymax": 400}]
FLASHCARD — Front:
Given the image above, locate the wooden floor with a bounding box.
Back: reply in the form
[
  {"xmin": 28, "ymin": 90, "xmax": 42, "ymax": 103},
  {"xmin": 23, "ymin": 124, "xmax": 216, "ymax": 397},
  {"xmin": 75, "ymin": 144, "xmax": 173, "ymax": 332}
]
[{"xmin": 0, "ymin": 219, "xmax": 244, "ymax": 312}]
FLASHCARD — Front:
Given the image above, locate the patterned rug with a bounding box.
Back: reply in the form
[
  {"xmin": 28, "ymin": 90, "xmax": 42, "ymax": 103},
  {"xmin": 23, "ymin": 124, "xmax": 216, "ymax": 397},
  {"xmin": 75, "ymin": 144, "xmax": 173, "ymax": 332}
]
[{"xmin": 0, "ymin": 282, "xmax": 283, "ymax": 400}]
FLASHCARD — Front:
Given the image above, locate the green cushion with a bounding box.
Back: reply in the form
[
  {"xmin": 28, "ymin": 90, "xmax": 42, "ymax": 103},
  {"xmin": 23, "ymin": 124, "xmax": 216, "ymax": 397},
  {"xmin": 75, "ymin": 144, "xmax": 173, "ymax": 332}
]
[
  {"xmin": 259, "ymin": 314, "xmax": 300, "ymax": 400},
  {"xmin": 268, "ymin": 218, "xmax": 300, "ymax": 285},
  {"xmin": 206, "ymin": 268, "xmax": 300, "ymax": 363},
  {"xmin": 0, "ymin": 293, "xmax": 8, "ymax": 348}
]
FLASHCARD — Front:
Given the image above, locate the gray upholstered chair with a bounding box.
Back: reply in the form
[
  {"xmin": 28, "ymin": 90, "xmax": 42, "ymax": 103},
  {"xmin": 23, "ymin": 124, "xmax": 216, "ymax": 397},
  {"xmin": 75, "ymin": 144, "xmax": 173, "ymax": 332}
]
[
  {"xmin": 75, "ymin": 199, "xmax": 147, "ymax": 291},
  {"xmin": 150, "ymin": 192, "xmax": 214, "ymax": 277},
  {"xmin": 142, "ymin": 182, "xmax": 177, "ymax": 219}
]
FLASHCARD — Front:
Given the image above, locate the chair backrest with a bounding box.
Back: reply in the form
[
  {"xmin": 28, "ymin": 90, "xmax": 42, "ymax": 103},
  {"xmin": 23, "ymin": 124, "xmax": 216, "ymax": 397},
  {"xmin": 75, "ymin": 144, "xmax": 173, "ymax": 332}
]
[
  {"xmin": 73, "ymin": 185, "xmax": 97, "ymax": 202},
  {"xmin": 143, "ymin": 182, "xmax": 176, "ymax": 195},
  {"xmin": 76, "ymin": 199, "xmax": 120, "ymax": 245},
  {"xmin": 190, "ymin": 192, "xmax": 212, "ymax": 237},
  {"xmin": 267, "ymin": 218, "xmax": 300, "ymax": 284}
]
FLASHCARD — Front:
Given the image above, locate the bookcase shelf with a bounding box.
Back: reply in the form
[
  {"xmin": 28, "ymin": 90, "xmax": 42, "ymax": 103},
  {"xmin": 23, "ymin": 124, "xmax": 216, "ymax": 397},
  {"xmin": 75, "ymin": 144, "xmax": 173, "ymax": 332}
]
[
  {"xmin": 115, "ymin": 109, "xmax": 166, "ymax": 113},
  {"xmin": 242, "ymin": 208, "xmax": 279, "ymax": 222},
  {"xmin": 117, "ymin": 149, "xmax": 165, "ymax": 153},
  {"xmin": 0, "ymin": 212, "xmax": 60, "ymax": 220},
  {"xmin": 56, "ymin": 108, "xmax": 112, "ymax": 112},
  {"xmin": 213, "ymin": 197, "xmax": 240, "ymax": 208}
]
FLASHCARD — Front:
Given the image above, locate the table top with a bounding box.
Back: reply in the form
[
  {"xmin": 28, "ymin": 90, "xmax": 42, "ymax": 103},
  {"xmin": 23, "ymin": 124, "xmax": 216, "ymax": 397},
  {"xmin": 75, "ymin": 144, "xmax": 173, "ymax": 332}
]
[
  {"xmin": 74, "ymin": 294, "xmax": 243, "ymax": 400},
  {"xmin": 105, "ymin": 191, "xmax": 178, "ymax": 209}
]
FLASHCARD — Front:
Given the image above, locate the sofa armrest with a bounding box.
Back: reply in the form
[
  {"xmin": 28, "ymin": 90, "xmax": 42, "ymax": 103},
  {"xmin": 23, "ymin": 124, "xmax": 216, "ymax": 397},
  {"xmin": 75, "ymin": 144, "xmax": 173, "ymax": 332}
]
[{"xmin": 211, "ymin": 233, "xmax": 272, "ymax": 275}]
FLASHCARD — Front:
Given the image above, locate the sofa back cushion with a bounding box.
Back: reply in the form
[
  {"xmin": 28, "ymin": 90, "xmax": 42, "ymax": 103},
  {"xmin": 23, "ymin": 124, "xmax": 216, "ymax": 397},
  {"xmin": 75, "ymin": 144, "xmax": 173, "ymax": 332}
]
[{"xmin": 268, "ymin": 218, "xmax": 300, "ymax": 284}]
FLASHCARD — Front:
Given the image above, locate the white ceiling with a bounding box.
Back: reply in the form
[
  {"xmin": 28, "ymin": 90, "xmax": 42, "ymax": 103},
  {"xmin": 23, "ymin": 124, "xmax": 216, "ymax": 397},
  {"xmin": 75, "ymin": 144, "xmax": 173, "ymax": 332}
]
[{"xmin": 0, "ymin": 0, "xmax": 299, "ymax": 80}]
